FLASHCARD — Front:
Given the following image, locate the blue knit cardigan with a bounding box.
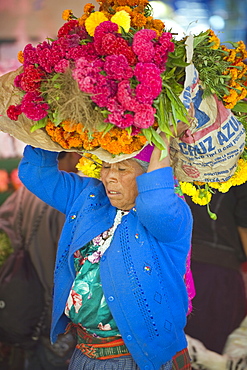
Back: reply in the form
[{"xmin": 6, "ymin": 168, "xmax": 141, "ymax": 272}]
[{"xmin": 18, "ymin": 145, "xmax": 193, "ymax": 370}]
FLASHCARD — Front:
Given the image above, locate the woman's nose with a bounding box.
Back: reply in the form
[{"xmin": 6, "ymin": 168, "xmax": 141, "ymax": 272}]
[{"xmin": 106, "ymin": 168, "xmax": 118, "ymax": 182}]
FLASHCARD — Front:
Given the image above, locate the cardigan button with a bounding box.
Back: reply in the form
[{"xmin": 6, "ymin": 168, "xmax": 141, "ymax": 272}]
[
  {"xmin": 108, "ymin": 296, "xmax": 114, "ymax": 302},
  {"xmin": 126, "ymin": 335, "xmax": 132, "ymax": 341},
  {"xmin": 101, "ymin": 255, "xmax": 106, "ymax": 261},
  {"xmin": 144, "ymin": 366, "xmax": 150, "ymax": 370}
]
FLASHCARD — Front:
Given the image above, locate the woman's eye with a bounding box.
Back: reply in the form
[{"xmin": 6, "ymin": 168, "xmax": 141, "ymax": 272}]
[{"xmin": 118, "ymin": 168, "xmax": 126, "ymax": 171}]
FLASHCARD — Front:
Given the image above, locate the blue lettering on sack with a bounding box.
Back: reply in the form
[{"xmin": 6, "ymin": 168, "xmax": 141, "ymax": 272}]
[
  {"xmin": 193, "ymin": 90, "xmax": 210, "ymax": 128},
  {"xmin": 217, "ymin": 116, "xmax": 240, "ymax": 145},
  {"xmin": 181, "ymin": 87, "xmax": 191, "ymax": 109},
  {"xmin": 179, "ymin": 136, "xmax": 215, "ymax": 156}
]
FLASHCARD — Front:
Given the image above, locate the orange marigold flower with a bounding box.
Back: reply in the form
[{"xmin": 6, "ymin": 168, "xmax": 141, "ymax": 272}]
[
  {"xmin": 152, "ymin": 19, "xmax": 165, "ymax": 32},
  {"xmin": 67, "ymin": 137, "xmax": 83, "ymax": 149},
  {"xmin": 117, "ymin": 0, "xmax": 131, "ymax": 6},
  {"xmin": 208, "ymin": 29, "xmax": 220, "ymax": 49},
  {"xmin": 62, "ymin": 120, "xmax": 78, "ymax": 132},
  {"xmin": 116, "ymin": 6, "xmax": 132, "ymax": 14},
  {"xmin": 84, "ymin": 3, "xmax": 95, "ymax": 14},
  {"xmin": 62, "ymin": 9, "xmax": 73, "ymax": 21},
  {"xmin": 17, "ymin": 51, "xmax": 24, "ymax": 64},
  {"xmin": 78, "ymin": 14, "xmax": 88, "ymax": 27},
  {"xmin": 131, "ymin": 11, "xmax": 147, "ymax": 28}
]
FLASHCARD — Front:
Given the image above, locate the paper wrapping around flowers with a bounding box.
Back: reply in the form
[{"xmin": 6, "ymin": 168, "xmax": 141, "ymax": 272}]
[
  {"xmin": 0, "ymin": 68, "xmax": 145, "ymax": 162},
  {"xmin": 170, "ymin": 36, "xmax": 246, "ymax": 183}
]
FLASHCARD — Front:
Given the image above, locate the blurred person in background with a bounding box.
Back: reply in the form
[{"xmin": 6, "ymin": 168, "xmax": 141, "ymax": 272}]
[
  {"xmin": 0, "ymin": 151, "xmax": 81, "ymax": 370},
  {"xmin": 185, "ymin": 183, "xmax": 247, "ymax": 356}
]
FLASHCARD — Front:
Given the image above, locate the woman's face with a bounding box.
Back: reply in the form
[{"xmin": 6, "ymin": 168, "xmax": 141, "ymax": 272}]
[{"xmin": 100, "ymin": 159, "xmax": 145, "ymax": 210}]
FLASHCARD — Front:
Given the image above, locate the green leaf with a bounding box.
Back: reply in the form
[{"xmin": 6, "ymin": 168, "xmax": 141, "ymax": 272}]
[
  {"xmin": 150, "ymin": 127, "xmax": 167, "ymax": 151},
  {"xmin": 142, "ymin": 127, "xmax": 153, "ymax": 143},
  {"xmin": 159, "ymin": 148, "xmax": 168, "ymax": 160},
  {"xmin": 167, "ymin": 59, "xmax": 189, "ymax": 68},
  {"xmin": 232, "ymin": 100, "xmax": 247, "ymax": 113},
  {"xmin": 102, "ymin": 123, "xmax": 114, "ymax": 135},
  {"xmin": 193, "ymin": 32, "xmax": 210, "ymax": 49},
  {"xmin": 165, "ymin": 86, "xmax": 189, "ymax": 124},
  {"xmin": 30, "ymin": 117, "xmax": 48, "ymax": 133}
]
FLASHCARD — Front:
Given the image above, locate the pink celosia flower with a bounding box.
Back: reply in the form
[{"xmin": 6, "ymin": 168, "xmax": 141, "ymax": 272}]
[
  {"xmin": 36, "ymin": 42, "xmax": 65, "ymax": 73},
  {"xmin": 106, "ymin": 97, "xmax": 123, "ymax": 114},
  {"xmin": 6, "ymin": 104, "xmax": 22, "ymax": 121},
  {"xmin": 106, "ymin": 112, "xmax": 134, "ymax": 128},
  {"xmin": 133, "ymin": 104, "xmax": 156, "ymax": 128},
  {"xmin": 21, "ymin": 92, "xmax": 49, "ymax": 121},
  {"xmin": 104, "ymin": 54, "xmax": 133, "ymax": 80},
  {"xmin": 117, "ymin": 80, "xmax": 141, "ymax": 112},
  {"xmin": 54, "ymin": 59, "xmax": 70, "ymax": 73},
  {"xmin": 153, "ymin": 32, "xmax": 175, "ymax": 71},
  {"xmin": 134, "ymin": 63, "xmax": 162, "ymax": 104},
  {"xmin": 55, "ymin": 34, "xmax": 81, "ymax": 53},
  {"xmin": 132, "ymin": 29, "xmax": 157, "ymax": 63},
  {"xmin": 67, "ymin": 43, "xmax": 98, "ymax": 62},
  {"xmin": 91, "ymin": 76, "xmax": 117, "ymax": 107},
  {"xmin": 23, "ymin": 44, "xmax": 39, "ymax": 67},
  {"xmin": 14, "ymin": 73, "xmax": 23, "ymax": 89}
]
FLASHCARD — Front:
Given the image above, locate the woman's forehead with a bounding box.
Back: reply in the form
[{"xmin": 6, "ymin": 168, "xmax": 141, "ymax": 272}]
[{"xmin": 103, "ymin": 159, "xmax": 133, "ymax": 166}]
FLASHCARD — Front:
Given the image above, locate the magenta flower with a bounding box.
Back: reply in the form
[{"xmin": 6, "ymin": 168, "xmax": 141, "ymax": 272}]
[
  {"xmin": 132, "ymin": 29, "xmax": 157, "ymax": 63},
  {"xmin": 14, "ymin": 73, "xmax": 23, "ymax": 89},
  {"xmin": 67, "ymin": 43, "xmax": 98, "ymax": 62},
  {"xmin": 91, "ymin": 76, "xmax": 117, "ymax": 107},
  {"xmin": 104, "ymin": 55, "xmax": 133, "ymax": 80},
  {"xmin": 106, "ymin": 112, "xmax": 134, "ymax": 128},
  {"xmin": 55, "ymin": 34, "xmax": 81, "ymax": 55},
  {"xmin": 133, "ymin": 104, "xmax": 156, "ymax": 128},
  {"xmin": 134, "ymin": 63, "xmax": 162, "ymax": 104},
  {"xmin": 23, "ymin": 44, "xmax": 39, "ymax": 67},
  {"xmin": 154, "ymin": 32, "xmax": 175, "ymax": 70},
  {"xmin": 117, "ymin": 80, "xmax": 141, "ymax": 112},
  {"xmin": 21, "ymin": 92, "xmax": 49, "ymax": 121},
  {"xmin": 54, "ymin": 59, "xmax": 70, "ymax": 73}
]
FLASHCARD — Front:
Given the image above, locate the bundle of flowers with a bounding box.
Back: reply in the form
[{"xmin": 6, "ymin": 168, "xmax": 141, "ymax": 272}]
[{"xmin": 3, "ymin": 0, "xmax": 247, "ymax": 214}]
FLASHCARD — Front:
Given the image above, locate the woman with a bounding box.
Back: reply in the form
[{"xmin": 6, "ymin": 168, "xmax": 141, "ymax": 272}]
[{"xmin": 18, "ymin": 135, "xmax": 193, "ymax": 370}]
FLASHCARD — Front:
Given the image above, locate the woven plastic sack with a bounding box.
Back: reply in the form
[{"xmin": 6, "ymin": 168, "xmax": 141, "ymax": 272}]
[{"xmin": 170, "ymin": 35, "xmax": 246, "ymax": 183}]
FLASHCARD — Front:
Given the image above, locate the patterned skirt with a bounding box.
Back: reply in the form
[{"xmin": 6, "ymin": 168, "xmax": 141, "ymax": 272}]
[{"xmin": 68, "ymin": 348, "xmax": 191, "ymax": 370}]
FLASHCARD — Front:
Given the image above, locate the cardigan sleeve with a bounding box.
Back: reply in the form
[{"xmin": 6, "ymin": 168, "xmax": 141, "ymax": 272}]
[
  {"xmin": 135, "ymin": 167, "xmax": 193, "ymax": 243},
  {"xmin": 18, "ymin": 145, "xmax": 99, "ymax": 214}
]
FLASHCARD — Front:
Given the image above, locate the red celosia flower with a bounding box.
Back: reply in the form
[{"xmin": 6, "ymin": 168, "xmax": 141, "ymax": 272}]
[
  {"xmin": 7, "ymin": 104, "xmax": 22, "ymax": 121},
  {"xmin": 102, "ymin": 33, "xmax": 136, "ymax": 65},
  {"xmin": 20, "ymin": 65, "xmax": 45, "ymax": 92},
  {"xmin": 57, "ymin": 20, "xmax": 87, "ymax": 39}
]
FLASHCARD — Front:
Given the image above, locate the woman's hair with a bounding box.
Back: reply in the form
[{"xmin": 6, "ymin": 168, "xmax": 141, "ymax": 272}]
[{"xmin": 133, "ymin": 158, "xmax": 149, "ymax": 172}]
